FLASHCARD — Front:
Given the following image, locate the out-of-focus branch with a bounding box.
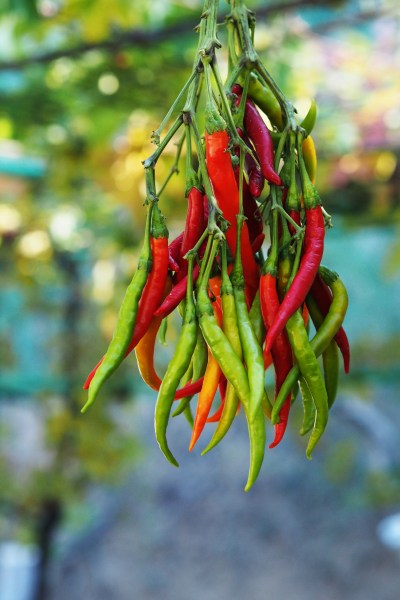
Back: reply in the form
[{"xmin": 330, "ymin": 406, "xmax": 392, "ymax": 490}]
[{"xmin": 0, "ymin": 1, "xmax": 394, "ymax": 71}]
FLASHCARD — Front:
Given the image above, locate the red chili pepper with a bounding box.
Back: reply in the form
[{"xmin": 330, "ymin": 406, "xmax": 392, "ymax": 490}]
[
  {"xmin": 310, "ymin": 273, "xmax": 350, "ymax": 373},
  {"xmin": 260, "ymin": 268, "xmax": 293, "ymax": 448},
  {"xmin": 233, "ymin": 84, "xmax": 281, "ymax": 187},
  {"xmin": 265, "ymin": 204, "xmax": 325, "ymax": 354},
  {"xmin": 154, "ymin": 263, "xmax": 200, "ymax": 319},
  {"xmin": 83, "ymin": 205, "xmax": 170, "ymax": 390},
  {"xmin": 168, "ymin": 232, "xmax": 183, "ymax": 272},
  {"xmin": 176, "ymin": 186, "xmax": 205, "ymax": 281},
  {"xmin": 205, "ymin": 129, "xmax": 259, "ymax": 295}
]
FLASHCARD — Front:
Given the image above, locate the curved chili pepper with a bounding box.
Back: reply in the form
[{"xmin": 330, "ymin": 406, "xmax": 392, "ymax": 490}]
[
  {"xmin": 233, "ymin": 84, "xmax": 281, "ymax": 186},
  {"xmin": 202, "ymin": 382, "xmax": 239, "ymax": 453},
  {"xmin": 83, "ymin": 203, "xmax": 169, "ymax": 391},
  {"xmin": 265, "ymin": 200, "xmax": 325, "ymax": 354},
  {"xmin": 310, "ymin": 273, "xmax": 350, "ymax": 373},
  {"xmin": 286, "ymin": 308, "xmax": 328, "ymax": 459},
  {"xmin": 300, "ymin": 99, "xmax": 317, "ymax": 135},
  {"xmin": 82, "ymin": 201, "xmax": 155, "ymax": 412}
]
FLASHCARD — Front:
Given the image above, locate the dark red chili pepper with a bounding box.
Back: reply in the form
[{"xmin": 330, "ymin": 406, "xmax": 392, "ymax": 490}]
[
  {"xmin": 251, "ymin": 232, "xmax": 265, "ymax": 254},
  {"xmin": 236, "ymin": 126, "xmax": 265, "ymax": 198},
  {"xmin": 84, "ymin": 203, "xmax": 169, "ymax": 390},
  {"xmin": 265, "ymin": 202, "xmax": 325, "ymax": 354},
  {"xmin": 205, "ymin": 129, "xmax": 259, "ymax": 295},
  {"xmin": 233, "ymin": 164, "xmax": 263, "ymax": 246},
  {"xmin": 168, "ymin": 232, "xmax": 183, "ymax": 273},
  {"xmin": 154, "ymin": 263, "xmax": 200, "ymax": 319},
  {"xmin": 310, "ymin": 273, "xmax": 350, "ymax": 373},
  {"xmin": 243, "ymin": 180, "xmax": 264, "ymax": 243},
  {"xmin": 233, "ymin": 84, "xmax": 281, "ymax": 187},
  {"xmin": 249, "ymin": 166, "xmax": 264, "ymax": 198}
]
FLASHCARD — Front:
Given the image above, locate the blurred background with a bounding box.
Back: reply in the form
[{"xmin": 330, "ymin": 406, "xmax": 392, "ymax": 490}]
[{"xmin": 1, "ymin": 0, "xmax": 400, "ymax": 599}]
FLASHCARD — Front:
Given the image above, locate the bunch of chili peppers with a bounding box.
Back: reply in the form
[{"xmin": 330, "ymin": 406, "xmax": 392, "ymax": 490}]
[{"xmin": 82, "ymin": 0, "xmax": 350, "ymax": 491}]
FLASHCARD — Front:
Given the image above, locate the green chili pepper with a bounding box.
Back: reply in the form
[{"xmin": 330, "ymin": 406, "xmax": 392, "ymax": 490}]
[
  {"xmin": 154, "ymin": 257, "xmax": 198, "ymax": 467},
  {"xmin": 220, "ymin": 241, "xmax": 242, "ymax": 358},
  {"xmin": 323, "ymin": 341, "xmax": 339, "ymax": 409},
  {"xmin": 171, "ymin": 358, "xmax": 193, "ymax": 418},
  {"xmin": 249, "ymin": 291, "xmax": 273, "ymax": 416},
  {"xmin": 272, "ymin": 267, "xmax": 348, "ymax": 423},
  {"xmin": 231, "ymin": 215, "xmax": 265, "ymax": 418},
  {"xmin": 172, "ymin": 325, "xmax": 208, "ymax": 416},
  {"xmin": 82, "ymin": 201, "xmax": 154, "ymax": 413},
  {"xmin": 300, "ymin": 99, "xmax": 317, "ymax": 135},
  {"xmin": 196, "ymin": 237, "xmax": 266, "ymax": 491},
  {"xmin": 298, "ymin": 376, "xmax": 316, "ymax": 436},
  {"xmin": 158, "ymin": 317, "xmax": 168, "ymax": 346},
  {"xmin": 183, "ymin": 403, "xmax": 194, "ymax": 428},
  {"xmin": 285, "ymin": 308, "xmax": 328, "ymax": 458},
  {"xmin": 249, "ymin": 291, "xmax": 265, "ymax": 345},
  {"xmin": 245, "ymin": 72, "xmax": 283, "ymax": 130},
  {"xmin": 306, "ymin": 293, "xmax": 339, "ymax": 409},
  {"xmin": 201, "ymin": 380, "xmax": 238, "ymax": 449}
]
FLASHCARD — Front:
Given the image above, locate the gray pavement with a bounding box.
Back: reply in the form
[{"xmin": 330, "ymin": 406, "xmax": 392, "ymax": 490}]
[{"xmin": 49, "ymin": 387, "xmax": 400, "ymax": 600}]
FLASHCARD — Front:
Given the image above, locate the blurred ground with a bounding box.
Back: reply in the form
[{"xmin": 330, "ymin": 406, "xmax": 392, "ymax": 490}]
[{"xmin": 49, "ymin": 386, "xmax": 400, "ymax": 600}]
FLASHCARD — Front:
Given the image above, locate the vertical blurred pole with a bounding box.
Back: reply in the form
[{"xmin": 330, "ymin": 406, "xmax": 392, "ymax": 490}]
[{"xmin": 34, "ymin": 250, "xmax": 82, "ymax": 600}]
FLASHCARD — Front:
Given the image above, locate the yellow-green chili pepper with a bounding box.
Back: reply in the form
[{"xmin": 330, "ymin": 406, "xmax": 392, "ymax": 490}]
[{"xmin": 154, "ymin": 257, "xmax": 198, "ymax": 466}]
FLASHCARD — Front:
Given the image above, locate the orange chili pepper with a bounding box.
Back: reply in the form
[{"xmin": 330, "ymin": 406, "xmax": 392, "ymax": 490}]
[{"xmin": 189, "ymin": 349, "xmax": 222, "ymax": 451}]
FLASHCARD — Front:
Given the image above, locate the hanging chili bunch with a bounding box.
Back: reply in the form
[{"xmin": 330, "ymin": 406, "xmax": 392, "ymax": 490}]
[{"xmin": 82, "ymin": 0, "xmax": 350, "ymax": 491}]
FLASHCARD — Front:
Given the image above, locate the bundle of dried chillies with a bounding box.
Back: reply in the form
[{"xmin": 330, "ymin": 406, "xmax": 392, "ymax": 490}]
[{"xmin": 82, "ymin": 0, "xmax": 350, "ymax": 491}]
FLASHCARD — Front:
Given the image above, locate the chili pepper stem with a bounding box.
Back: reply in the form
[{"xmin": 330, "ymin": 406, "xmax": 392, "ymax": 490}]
[
  {"xmin": 143, "ymin": 115, "xmax": 183, "ymax": 170},
  {"xmin": 157, "ymin": 131, "xmax": 186, "ymax": 197},
  {"xmin": 151, "ymin": 70, "xmax": 197, "ymax": 145}
]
